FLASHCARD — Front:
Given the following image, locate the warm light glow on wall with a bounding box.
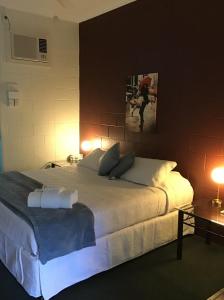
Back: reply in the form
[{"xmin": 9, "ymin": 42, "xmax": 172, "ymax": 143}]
[
  {"xmin": 92, "ymin": 138, "xmax": 101, "ymax": 149},
  {"xmin": 81, "ymin": 139, "xmax": 102, "ymax": 152},
  {"xmin": 56, "ymin": 133, "xmax": 76, "ymax": 158},
  {"xmin": 55, "ymin": 124, "xmax": 79, "ymax": 160},
  {"xmin": 211, "ymin": 167, "xmax": 224, "ymax": 184}
]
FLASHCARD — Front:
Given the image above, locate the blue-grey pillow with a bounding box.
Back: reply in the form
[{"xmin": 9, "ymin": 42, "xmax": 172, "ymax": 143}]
[
  {"xmin": 109, "ymin": 152, "xmax": 135, "ymax": 179},
  {"xmin": 98, "ymin": 143, "xmax": 120, "ymax": 176}
]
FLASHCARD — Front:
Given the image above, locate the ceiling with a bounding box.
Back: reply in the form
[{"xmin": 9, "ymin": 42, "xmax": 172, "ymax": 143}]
[{"xmin": 0, "ymin": 0, "xmax": 136, "ymax": 23}]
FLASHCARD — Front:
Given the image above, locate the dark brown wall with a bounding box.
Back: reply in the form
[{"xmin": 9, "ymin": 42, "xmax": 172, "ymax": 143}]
[{"xmin": 79, "ymin": 0, "xmax": 224, "ymax": 198}]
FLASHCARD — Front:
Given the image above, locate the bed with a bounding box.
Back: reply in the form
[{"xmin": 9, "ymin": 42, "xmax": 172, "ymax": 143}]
[{"xmin": 0, "ymin": 157, "xmax": 193, "ymax": 299}]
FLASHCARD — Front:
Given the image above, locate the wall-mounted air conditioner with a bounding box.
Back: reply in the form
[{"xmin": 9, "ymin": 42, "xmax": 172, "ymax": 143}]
[{"xmin": 11, "ymin": 33, "xmax": 48, "ymax": 63}]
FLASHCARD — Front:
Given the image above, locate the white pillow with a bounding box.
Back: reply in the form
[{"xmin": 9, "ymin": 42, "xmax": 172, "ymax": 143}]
[
  {"xmin": 77, "ymin": 148, "xmax": 105, "ymax": 171},
  {"xmin": 120, "ymin": 157, "xmax": 177, "ymax": 186}
]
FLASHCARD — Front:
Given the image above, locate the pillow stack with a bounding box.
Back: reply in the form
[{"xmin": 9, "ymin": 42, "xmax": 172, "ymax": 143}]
[
  {"xmin": 78, "ymin": 143, "xmax": 177, "ymax": 187},
  {"xmin": 78, "ymin": 143, "xmax": 135, "ymax": 178},
  {"xmin": 108, "ymin": 152, "xmax": 135, "ymax": 179},
  {"xmin": 98, "ymin": 143, "xmax": 135, "ymax": 178}
]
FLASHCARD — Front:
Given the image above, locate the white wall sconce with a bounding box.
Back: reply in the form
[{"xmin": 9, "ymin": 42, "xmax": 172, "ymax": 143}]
[{"xmin": 8, "ymin": 90, "xmax": 19, "ymax": 107}]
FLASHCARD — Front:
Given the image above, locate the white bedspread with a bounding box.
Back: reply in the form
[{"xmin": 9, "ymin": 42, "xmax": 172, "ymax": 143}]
[
  {"xmin": 0, "ymin": 166, "xmax": 193, "ymax": 300},
  {"xmin": 0, "ymin": 166, "xmax": 193, "ymax": 256}
]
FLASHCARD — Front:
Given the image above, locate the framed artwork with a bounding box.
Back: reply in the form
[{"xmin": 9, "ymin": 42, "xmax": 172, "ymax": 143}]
[{"xmin": 125, "ymin": 72, "xmax": 158, "ymax": 133}]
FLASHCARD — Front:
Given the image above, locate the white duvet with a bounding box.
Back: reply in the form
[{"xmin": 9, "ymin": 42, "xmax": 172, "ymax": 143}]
[
  {"xmin": 0, "ymin": 166, "xmax": 193, "ymax": 257},
  {"xmin": 0, "ymin": 166, "xmax": 194, "ymax": 300}
]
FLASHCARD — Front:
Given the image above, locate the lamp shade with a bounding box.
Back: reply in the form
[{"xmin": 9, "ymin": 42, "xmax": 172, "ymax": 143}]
[{"xmin": 211, "ymin": 167, "xmax": 224, "ymax": 184}]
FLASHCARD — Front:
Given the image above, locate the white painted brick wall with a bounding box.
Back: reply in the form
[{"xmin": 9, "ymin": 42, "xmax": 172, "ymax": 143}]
[{"xmin": 0, "ymin": 8, "xmax": 79, "ymax": 171}]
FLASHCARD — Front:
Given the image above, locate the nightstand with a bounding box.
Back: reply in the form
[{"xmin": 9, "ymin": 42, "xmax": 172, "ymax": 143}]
[{"xmin": 177, "ymin": 200, "xmax": 224, "ymax": 259}]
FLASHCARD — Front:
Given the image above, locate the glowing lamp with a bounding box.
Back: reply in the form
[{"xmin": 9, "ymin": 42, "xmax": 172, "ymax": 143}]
[
  {"xmin": 211, "ymin": 166, "xmax": 224, "ymax": 207},
  {"xmin": 81, "ymin": 140, "xmax": 92, "ymax": 152}
]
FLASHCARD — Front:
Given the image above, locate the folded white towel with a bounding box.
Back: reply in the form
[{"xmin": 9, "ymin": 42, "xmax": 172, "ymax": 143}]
[
  {"xmin": 27, "ymin": 187, "xmax": 78, "ymax": 209},
  {"xmin": 27, "ymin": 189, "xmax": 42, "ymax": 207}
]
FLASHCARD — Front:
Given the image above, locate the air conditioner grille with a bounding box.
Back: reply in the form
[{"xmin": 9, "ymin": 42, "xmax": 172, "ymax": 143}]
[{"xmin": 13, "ymin": 35, "xmax": 37, "ymax": 59}]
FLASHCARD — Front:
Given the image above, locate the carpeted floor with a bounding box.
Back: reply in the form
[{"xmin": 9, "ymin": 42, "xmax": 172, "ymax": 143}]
[{"xmin": 1, "ymin": 235, "xmax": 224, "ymax": 300}]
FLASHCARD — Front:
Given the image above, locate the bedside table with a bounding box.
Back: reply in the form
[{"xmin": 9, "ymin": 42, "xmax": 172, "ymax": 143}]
[{"xmin": 177, "ymin": 200, "xmax": 224, "ymax": 259}]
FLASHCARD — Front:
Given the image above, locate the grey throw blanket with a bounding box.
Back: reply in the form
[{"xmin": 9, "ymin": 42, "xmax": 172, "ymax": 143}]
[{"xmin": 0, "ymin": 171, "xmax": 95, "ymax": 264}]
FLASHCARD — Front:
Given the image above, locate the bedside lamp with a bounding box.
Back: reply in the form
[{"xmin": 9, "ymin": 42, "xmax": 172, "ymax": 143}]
[{"xmin": 211, "ymin": 166, "xmax": 224, "ymax": 207}]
